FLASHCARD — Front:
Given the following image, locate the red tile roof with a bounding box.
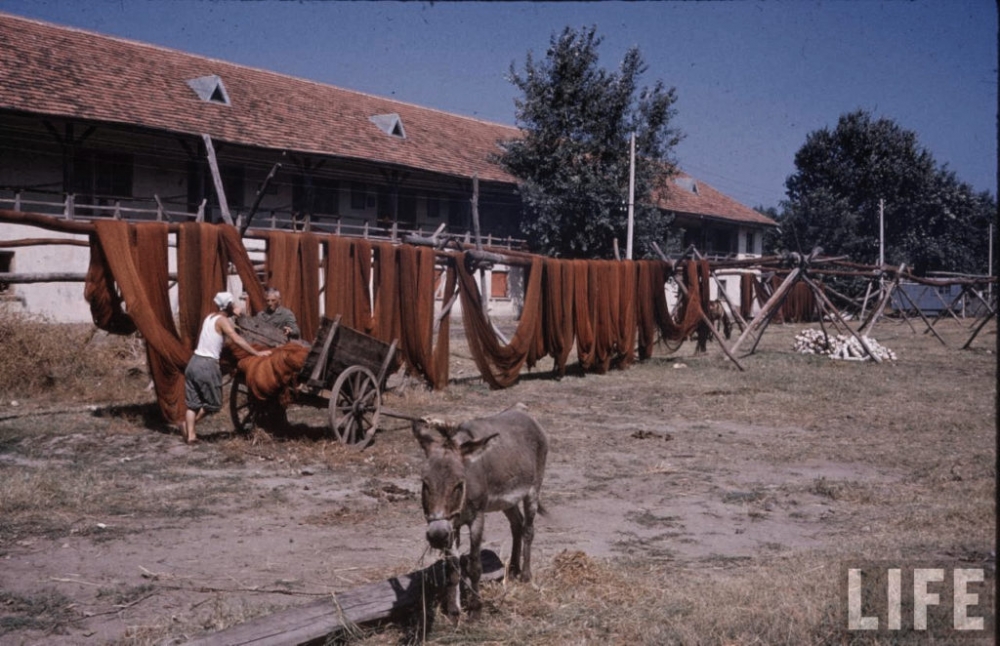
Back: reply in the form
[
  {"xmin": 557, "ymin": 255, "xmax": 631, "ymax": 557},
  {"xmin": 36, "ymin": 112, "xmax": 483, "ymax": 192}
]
[
  {"xmin": 0, "ymin": 11, "xmax": 775, "ymax": 227},
  {"xmin": 656, "ymin": 171, "xmax": 776, "ymax": 226}
]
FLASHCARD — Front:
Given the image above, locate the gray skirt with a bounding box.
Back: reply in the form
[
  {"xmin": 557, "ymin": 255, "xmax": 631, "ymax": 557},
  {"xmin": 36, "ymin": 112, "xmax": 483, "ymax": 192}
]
[{"xmin": 184, "ymin": 354, "xmax": 223, "ymax": 412}]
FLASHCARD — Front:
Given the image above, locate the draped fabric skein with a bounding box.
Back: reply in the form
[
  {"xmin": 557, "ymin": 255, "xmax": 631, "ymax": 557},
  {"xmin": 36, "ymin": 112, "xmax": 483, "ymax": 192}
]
[
  {"xmin": 265, "ymin": 231, "xmax": 320, "ymax": 342},
  {"xmin": 85, "ymin": 222, "xmax": 268, "ymax": 424}
]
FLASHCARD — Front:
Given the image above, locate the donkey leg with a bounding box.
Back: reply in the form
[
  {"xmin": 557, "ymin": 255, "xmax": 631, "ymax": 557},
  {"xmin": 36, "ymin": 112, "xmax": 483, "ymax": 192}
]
[
  {"xmin": 502, "ymin": 505, "xmax": 525, "ymax": 579},
  {"xmin": 465, "ymin": 514, "xmax": 486, "ymax": 617},
  {"xmin": 520, "ymin": 494, "xmax": 539, "ymax": 582},
  {"xmin": 442, "ymin": 546, "xmax": 462, "ymax": 622}
]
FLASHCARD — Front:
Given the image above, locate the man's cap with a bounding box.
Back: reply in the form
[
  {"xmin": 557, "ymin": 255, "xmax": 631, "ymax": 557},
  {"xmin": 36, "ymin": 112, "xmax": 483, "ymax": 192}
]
[{"xmin": 213, "ymin": 292, "xmax": 235, "ymax": 309}]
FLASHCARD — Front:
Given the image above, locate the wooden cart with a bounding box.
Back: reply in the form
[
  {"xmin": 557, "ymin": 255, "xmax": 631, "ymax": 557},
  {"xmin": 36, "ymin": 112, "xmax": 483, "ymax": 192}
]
[{"xmin": 229, "ymin": 315, "xmax": 399, "ymax": 449}]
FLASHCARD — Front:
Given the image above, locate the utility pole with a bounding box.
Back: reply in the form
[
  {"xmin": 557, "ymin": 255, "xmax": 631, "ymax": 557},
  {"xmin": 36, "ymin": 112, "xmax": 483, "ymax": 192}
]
[
  {"xmin": 878, "ymin": 198, "xmax": 885, "ymax": 300},
  {"xmin": 626, "ymin": 132, "xmax": 636, "ymax": 260},
  {"xmin": 989, "ymin": 222, "xmax": 994, "ymax": 301},
  {"xmin": 878, "ymin": 198, "xmax": 885, "ymax": 268}
]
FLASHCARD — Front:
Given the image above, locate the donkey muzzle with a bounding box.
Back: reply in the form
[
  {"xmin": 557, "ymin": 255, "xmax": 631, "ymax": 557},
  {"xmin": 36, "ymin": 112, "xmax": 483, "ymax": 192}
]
[{"xmin": 425, "ymin": 519, "xmax": 453, "ymax": 550}]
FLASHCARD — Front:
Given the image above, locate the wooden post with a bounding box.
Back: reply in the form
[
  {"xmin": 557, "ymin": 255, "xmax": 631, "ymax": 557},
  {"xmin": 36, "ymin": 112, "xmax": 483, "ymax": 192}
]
[
  {"xmin": 962, "ymin": 307, "xmax": 997, "ymax": 349},
  {"xmin": 652, "ymin": 243, "xmax": 743, "ymax": 370},
  {"xmin": 240, "ymin": 158, "xmax": 283, "ymax": 236},
  {"xmin": 470, "ymin": 175, "xmax": 490, "ymax": 316},
  {"xmin": 893, "ymin": 285, "xmax": 947, "ymax": 345},
  {"xmin": 154, "ymin": 194, "xmax": 166, "ymax": 222},
  {"xmin": 201, "ymin": 134, "xmax": 234, "ymax": 225},
  {"xmin": 729, "ymin": 267, "xmax": 801, "ymax": 357},
  {"xmin": 183, "ymin": 550, "xmax": 505, "ymax": 646},
  {"xmin": 859, "ymin": 264, "xmax": 904, "ymax": 336}
]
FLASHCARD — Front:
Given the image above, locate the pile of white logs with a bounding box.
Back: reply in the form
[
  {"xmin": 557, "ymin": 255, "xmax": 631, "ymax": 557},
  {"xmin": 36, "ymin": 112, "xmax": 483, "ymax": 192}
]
[{"xmin": 793, "ymin": 328, "xmax": 897, "ymax": 361}]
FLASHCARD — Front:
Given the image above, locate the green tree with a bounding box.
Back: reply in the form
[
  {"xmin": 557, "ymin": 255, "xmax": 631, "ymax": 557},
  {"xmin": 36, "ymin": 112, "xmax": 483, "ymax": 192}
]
[
  {"xmin": 777, "ymin": 110, "xmax": 994, "ymax": 276},
  {"xmin": 498, "ymin": 26, "xmax": 683, "ymax": 259}
]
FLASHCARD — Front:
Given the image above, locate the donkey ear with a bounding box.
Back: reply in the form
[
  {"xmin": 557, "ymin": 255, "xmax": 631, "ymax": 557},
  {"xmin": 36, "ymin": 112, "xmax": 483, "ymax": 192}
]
[
  {"xmin": 411, "ymin": 419, "xmax": 439, "ymax": 455},
  {"xmin": 458, "ymin": 432, "xmax": 499, "ymax": 462}
]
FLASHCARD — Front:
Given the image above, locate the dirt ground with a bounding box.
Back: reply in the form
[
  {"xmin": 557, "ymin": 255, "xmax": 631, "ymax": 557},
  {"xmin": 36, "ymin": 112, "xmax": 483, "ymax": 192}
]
[{"xmin": 0, "ymin": 318, "xmax": 995, "ymax": 645}]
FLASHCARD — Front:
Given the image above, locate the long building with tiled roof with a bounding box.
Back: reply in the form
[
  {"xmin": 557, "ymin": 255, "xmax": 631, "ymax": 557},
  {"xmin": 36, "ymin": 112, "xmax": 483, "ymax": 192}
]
[
  {"xmin": 0, "ymin": 11, "xmax": 518, "ymax": 185},
  {"xmin": 0, "ymin": 10, "xmax": 774, "ymax": 255}
]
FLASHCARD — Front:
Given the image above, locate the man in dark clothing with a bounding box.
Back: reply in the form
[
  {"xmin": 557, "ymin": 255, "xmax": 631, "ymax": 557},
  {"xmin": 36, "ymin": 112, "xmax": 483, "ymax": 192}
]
[{"xmin": 255, "ymin": 288, "xmax": 300, "ymax": 339}]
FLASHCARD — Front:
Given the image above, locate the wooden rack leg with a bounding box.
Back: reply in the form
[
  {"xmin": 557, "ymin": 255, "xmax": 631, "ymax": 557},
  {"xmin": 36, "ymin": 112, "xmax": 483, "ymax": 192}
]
[
  {"xmin": 730, "ymin": 267, "xmax": 801, "ymax": 357},
  {"xmin": 802, "ymin": 274, "xmax": 882, "ymax": 363},
  {"xmin": 962, "ymin": 308, "xmax": 997, "ymax": 349},
  {"xmin": 895, "ymin": 284, "xmax": 947, "ymax": 345}
]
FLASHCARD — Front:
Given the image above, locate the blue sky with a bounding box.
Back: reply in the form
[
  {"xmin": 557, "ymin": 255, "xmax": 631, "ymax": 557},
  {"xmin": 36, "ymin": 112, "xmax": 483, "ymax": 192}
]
[{"xmin": 3, "ymin": 0, "xmax": 996, "ymax": 209}]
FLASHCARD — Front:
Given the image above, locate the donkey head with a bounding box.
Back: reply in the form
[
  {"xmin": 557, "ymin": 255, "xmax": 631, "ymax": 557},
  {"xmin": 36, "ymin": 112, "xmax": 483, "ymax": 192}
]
[{"xmin": 412, "ymin": 418, "xmax": 498, "ymax": 550}]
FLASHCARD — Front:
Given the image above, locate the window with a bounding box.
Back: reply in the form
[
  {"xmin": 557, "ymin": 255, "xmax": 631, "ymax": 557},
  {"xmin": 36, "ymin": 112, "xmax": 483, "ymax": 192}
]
[
  {"xmin": 369, "ymin": 113, "xmax": 406, "ymax": 139},
  {"xmin": 350, "ymin": 182, "xmax": 367, "ymax": 210},
  {"xmin": 708, "ymin": 228, "xmax": 737, "ymax": 255},
  {"xmin": 186, "ymin": 75, "xmax": 231, "ymax": 106},
  {"xmin": 745, "ymin": 231, "xmax": 757, "ymax": 255}
]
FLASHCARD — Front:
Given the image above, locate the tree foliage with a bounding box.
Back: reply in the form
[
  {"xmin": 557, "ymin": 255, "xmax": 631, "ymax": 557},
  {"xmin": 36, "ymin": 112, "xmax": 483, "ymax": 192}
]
[
  {"xmin": 777, "ymin": 110, "xmax": 994, "ymax": 276},
  {"xmin": 497, "ymin": 26, "xmax": 683, "ymax": 259}
]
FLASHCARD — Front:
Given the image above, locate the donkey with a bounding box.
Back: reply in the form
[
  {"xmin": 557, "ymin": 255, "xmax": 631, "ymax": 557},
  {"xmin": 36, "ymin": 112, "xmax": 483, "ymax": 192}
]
[
  {"xmin": 412, "ymin": 406, "xmax": 548, "ymax": 619},
  {"xmin": 707, "ymin": 299, "xmax": 733, "ymax": 340}
]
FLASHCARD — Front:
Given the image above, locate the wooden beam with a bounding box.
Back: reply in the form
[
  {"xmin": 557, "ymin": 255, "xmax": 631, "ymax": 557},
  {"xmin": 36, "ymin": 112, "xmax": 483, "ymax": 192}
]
[
  {"xmin": 201, "ymin": 134, "xmax": 234, "ymax": 226},
  {"xmin": 0, "ymin": 238, "xmax": 89, "ymax": 248},
  {"xmin": 0, "ymin": 272, "xmax": 90, "ymax": 283},
  {"xmin": 183, "ymin": 550, "xmax": 504, "ymax": 646},
  {"xmin": 729, "ymin": 267, "xmax": 801, "ymax": 357}
]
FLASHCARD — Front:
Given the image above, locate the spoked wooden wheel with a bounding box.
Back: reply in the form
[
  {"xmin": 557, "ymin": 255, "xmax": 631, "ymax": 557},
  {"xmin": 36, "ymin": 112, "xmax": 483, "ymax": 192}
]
[
  {"xmin": 328, "ymin": 365, "xmax": 381, "ymax": 449},
  {"xmin": 229, "ymin": 373, "xmax": 286, "ymax": 434}
]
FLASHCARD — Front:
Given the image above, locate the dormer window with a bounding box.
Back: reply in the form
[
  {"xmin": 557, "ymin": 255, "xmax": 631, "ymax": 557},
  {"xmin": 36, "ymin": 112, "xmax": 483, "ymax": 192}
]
[
  {"xmin": 369, "ymin": 113, "xmax": 406, "ymax": 139},
  {"xmin": 674, "ymin": 176, "xmax": 699, "ymax": 195},
  {"xmin": 187, "ymin": 75, "xmax": 231, "ymax": 106}
]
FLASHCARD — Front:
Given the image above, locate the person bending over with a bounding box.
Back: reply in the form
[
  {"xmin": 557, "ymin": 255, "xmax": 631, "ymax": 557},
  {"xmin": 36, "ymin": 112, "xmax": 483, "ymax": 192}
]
[{"xmin": 182, "ymin": 291, "xmax": 272, "ymax": 444}]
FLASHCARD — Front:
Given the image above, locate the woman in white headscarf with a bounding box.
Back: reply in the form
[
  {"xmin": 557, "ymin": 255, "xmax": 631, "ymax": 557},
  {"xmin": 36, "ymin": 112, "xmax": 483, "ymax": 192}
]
[{"xmin": 182, "ymin": 292, "xmax": 271, "ymax": 444}]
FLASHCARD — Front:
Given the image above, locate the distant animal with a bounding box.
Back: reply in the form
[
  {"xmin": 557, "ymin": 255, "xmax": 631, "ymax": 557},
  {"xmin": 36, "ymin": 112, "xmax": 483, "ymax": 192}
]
[
  {"xmin": 412, "ymin": 406, "xmax": 548, "ymax": 619},
  {"xmin": 707, "ymin": 299, "xmax": 733, "ymax": 340}
]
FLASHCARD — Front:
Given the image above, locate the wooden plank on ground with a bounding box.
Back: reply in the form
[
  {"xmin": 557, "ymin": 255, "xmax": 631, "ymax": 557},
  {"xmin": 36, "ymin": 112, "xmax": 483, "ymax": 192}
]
[{"xmin": 182, "ymin": 550, "xmax": 504, "ymax": 646}]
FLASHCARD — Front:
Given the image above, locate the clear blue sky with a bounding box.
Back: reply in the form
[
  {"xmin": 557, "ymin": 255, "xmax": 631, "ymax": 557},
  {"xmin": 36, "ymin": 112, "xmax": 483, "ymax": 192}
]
[{"xmin": 4, "ymin": 0, "xmax": 996, "ymax": 209}]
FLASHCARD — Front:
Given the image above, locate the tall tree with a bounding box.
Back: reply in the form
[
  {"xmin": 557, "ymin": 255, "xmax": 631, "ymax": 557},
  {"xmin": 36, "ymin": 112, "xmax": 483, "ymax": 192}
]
[
  {"xmin": 777, "ymin": 110, "xmax": 994, "ymax": 276},
  {"xmin": 498, "ymin": 26, "xmax": 682, "ymax": 259}
]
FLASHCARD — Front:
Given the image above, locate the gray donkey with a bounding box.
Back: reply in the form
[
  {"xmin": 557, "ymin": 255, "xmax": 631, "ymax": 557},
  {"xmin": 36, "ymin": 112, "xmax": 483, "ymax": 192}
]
[{"xmin": 412, "ymin": 406, "xmax": 548, "ymax": 619}]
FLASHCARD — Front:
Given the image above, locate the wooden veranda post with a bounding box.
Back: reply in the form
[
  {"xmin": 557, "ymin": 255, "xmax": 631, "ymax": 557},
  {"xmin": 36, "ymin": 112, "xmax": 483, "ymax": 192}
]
[{"xmin": 201, "ymin": 134, "xmax": 234, "ymax": 226}]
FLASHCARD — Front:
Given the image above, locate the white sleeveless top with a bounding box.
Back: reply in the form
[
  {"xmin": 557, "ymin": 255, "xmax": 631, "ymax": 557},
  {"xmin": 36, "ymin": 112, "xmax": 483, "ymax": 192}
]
[{"xmin": 194, "ymin": 314, "xmax": 225, "ymax": 360}]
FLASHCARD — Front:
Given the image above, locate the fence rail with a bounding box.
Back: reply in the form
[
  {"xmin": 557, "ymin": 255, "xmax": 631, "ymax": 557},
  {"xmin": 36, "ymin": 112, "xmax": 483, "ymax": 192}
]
[{"xmin": 0, "ymin": 188, "xmax": 527, "ymax": 250}]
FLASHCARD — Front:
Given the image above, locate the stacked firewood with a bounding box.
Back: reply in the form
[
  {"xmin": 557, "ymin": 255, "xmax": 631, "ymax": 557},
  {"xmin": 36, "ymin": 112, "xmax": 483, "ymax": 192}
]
[{"xmin": 793, "ymin": 329, "xmax": 897, "ymax": 361}]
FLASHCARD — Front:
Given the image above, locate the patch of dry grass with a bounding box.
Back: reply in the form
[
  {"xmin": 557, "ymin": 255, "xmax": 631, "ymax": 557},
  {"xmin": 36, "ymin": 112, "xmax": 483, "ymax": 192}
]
[{"xmin": 0, "ymin": 310, "xmax": 149, "ymax": 404}]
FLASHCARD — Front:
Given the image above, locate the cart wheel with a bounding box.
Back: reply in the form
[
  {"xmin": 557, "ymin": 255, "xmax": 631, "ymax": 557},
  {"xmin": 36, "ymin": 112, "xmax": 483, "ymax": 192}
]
[
  {"xmin": 328, "ymin": 365, "xmax": 381, "ymax": 449},
  {"xmin": 229, "ymin": 373, "xmax": 256, "ymax": 434},
  {"xmin": 229, "ymin": 373, "xmax": 287, "ymax": 434}
]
